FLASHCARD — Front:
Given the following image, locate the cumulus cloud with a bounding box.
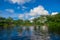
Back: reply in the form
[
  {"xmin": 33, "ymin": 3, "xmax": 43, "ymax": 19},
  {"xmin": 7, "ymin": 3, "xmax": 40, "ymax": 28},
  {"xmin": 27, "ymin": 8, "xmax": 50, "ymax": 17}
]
[
  {"xmin": 7, "ymin": 0, "xmax": 31, "ymax": 4},
  {"xmin": 18, "ymin": 5, "xmax": 49, "ymax": 20},
  {"xmin": 51, "ymin": 12, "xmax": 58, "ymax": 15},
  {"xmin": 29, "ymin": 6, "xmax": 49, "ymax": 16},
  {"xmin": 5, "ymin": 9, "xmax": 14, "ymax": 13}
]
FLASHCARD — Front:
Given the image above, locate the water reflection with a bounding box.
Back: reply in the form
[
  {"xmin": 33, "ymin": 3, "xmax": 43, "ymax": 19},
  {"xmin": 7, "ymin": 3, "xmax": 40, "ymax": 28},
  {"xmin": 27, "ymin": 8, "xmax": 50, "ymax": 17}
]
[{"xmin": 0, "ymin": 26, "xmax": 60, "ymax": 40}]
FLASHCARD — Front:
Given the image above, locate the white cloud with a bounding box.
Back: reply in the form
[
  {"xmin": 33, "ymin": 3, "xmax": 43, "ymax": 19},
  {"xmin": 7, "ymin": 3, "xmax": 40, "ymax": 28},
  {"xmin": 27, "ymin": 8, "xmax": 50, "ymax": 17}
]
[
  {"xmin": 19, "ymin": 6, "xmax": 49, "ymax": 20},
  {"xmin": 7, "ymin": 0, "xmax": 31, "ymax": 4},
  {"xmin": 29, "ymin": 5, "xmax": 49, "ymax": 16},
  {"xmin": 51, "ymin": 12, "xmax": 58, "ymax": 15},
  {"xmin": 5, "ymin": 9, "xmax": 14, "ymax": 13},
  {"xmin": 18, "ymin": 5, "xmax": 49, "ymax": 20}
]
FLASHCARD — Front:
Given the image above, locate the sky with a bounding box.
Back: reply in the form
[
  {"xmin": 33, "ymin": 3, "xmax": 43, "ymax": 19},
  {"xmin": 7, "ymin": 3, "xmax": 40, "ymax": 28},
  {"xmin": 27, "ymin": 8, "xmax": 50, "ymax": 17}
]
[{"xmin": 0, "ymin": 0, "xmax": 60, "ymax": 20}]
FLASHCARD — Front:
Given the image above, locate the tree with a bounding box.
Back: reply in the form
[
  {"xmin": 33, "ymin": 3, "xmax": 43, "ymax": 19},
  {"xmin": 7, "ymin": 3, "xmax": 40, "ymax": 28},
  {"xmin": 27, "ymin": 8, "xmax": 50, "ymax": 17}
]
[{"xmin": 46, "ymin": 13, "xmax": 60, "ymax": 34}]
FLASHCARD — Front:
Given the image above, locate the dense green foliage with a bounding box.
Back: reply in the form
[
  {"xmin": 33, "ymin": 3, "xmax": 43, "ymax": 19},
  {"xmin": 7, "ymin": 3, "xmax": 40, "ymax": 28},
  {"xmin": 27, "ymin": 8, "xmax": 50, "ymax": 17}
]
[
  {"xmin": 32, "ymin": 13, "xmax": 60, "ymax": 34},
  {"xmin": 46, "ymin": 14, "xmax": 60, "ymax": 34},
  {"xmin": 29, "ymin": 13, "xmax": 60, "ymax": 34},
  {"xmin": 0, "ymin": 17, "xmax": 32, "ymax": 29},
  {"xmin": 0, "ymin": 13, "xmax": 60, "ymax": 34},
  {"xmin": 0, "ymin": 17, "xmax": 14, "ymax": 29}
]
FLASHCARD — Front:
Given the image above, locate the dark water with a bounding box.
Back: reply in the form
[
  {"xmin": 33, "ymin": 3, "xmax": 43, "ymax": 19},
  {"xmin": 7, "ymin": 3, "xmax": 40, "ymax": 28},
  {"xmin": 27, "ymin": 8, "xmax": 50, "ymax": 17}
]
[{"xmin": 0, "ymin": 26, "xmax": 60, "ymax": 40}]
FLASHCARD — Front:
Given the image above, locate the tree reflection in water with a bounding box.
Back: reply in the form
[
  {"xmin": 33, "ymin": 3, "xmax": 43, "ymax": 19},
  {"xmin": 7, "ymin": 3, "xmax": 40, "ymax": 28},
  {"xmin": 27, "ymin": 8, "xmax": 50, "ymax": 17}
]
[{"xmin": 0, "ymin": 26, "xmax": 60, "ymax": 40}]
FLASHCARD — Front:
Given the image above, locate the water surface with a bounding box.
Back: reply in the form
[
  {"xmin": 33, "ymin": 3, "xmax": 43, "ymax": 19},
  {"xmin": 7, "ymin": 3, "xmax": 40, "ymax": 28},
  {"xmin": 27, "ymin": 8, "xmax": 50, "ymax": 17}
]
[{"xmin": 0, "ymin": 26, "xmax": 60, "ymax": 40}]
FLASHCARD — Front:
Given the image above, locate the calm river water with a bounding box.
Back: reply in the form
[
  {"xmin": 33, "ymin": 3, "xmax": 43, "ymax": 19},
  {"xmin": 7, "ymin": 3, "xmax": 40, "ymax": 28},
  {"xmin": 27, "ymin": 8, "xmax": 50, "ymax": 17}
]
[{"xmin": 0, "ymin": 26, "xmax": 60, "ymax": 40}]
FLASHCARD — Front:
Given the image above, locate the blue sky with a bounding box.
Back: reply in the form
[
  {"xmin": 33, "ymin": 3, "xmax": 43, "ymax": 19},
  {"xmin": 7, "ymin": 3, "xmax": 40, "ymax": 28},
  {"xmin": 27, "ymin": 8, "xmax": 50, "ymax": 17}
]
[{"xmin": 0, "ymin": 0, "xmax": 60, "ymax": 20}]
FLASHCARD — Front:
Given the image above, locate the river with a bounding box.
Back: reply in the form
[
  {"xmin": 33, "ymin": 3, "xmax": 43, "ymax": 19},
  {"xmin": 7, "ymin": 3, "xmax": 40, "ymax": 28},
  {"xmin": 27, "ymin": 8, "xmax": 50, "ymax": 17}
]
[{"xmin": 0, "ymin": 26, "xmax": 60, "ymax": 40}]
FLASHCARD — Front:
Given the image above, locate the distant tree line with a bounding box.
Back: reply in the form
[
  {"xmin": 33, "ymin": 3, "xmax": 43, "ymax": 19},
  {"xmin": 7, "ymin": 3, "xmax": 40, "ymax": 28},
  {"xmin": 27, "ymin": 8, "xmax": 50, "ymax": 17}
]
[{"xmin": 0, "ymin": 13, "xmax": 60, "ymax": 34}]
